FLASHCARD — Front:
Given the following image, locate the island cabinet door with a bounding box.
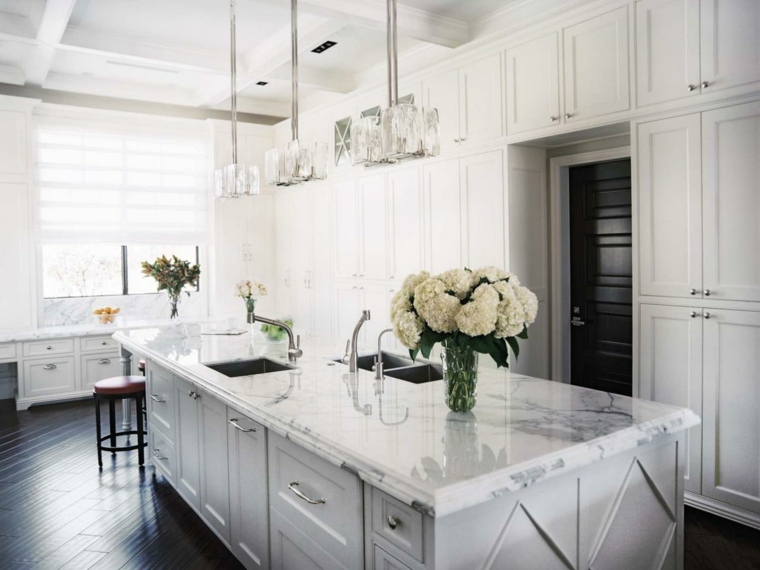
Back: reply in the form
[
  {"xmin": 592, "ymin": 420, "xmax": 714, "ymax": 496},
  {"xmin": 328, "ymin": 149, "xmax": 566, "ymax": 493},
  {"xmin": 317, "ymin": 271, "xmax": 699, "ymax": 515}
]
[
  {"xmin": 227, "ymin": 409, "xmax": 269, "ymax": 570},
  {"xmin": 198, "ymin": 389, "xmax": 231, "ymax": 543},
  {"xmin": 174, "ymin": 378, "xmax": 201, "ymax": 511},
  {"xmin": 702, "ymin": 309, "xmax": 760, "ymax": 515},
  {"xmin": 639, "ymin": 304, "xmax": 703, "ymax": 494}
]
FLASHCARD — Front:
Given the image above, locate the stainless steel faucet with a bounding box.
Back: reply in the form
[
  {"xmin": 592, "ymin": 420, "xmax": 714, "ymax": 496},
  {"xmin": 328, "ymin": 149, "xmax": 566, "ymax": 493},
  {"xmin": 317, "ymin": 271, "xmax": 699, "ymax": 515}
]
[
  {"xmin": 250, "ymin": 314, "xmax": 302, "ymax": 362},
  {"xmin": 348, "ymin": 310, "xmax": 371, "ymax": 372},
  {"xmin": 374, "ymin": 328, "xmax": 393, "ymax": 380}
]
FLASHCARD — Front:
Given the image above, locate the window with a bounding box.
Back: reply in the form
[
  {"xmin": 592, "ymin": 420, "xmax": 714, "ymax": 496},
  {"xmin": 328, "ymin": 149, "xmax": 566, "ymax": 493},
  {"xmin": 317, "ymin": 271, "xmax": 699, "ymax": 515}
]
[{"xmin": 42, "ymin": 245, "xmax": 200, "ymax": 299}]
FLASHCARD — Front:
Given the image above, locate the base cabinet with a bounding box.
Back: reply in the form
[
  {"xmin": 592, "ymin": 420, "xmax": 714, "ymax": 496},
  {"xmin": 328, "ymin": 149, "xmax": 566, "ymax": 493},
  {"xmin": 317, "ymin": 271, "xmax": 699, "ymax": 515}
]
[
  {"xmin": 198, "ymin": 388, "xmax": 231, "ymax": 543},
  {"xmin": 175, "ymin": 378, "xmax": 201, "ymax": 511}
]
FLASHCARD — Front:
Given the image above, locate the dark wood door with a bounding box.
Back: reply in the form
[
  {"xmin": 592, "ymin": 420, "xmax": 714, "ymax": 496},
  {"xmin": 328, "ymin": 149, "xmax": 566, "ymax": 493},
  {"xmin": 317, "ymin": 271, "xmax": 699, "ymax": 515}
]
[{"xmin": 569, "ymin": 159, "xmax": 632, "ymax": 396}]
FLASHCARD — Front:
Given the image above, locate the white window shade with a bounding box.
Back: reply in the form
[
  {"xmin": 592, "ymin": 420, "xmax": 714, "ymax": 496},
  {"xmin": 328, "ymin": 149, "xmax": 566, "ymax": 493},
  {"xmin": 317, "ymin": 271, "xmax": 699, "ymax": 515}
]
[{"xmin": 34, "ymin": 115, "xmax": 211, "ymax": 245}]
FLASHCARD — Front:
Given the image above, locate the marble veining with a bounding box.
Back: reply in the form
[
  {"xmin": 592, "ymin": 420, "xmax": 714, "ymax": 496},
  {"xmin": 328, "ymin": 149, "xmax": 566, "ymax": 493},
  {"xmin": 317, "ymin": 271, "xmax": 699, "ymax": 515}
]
[{"xmin": 115, "ymin": 325, "xmax": 699, "ymax": 518}]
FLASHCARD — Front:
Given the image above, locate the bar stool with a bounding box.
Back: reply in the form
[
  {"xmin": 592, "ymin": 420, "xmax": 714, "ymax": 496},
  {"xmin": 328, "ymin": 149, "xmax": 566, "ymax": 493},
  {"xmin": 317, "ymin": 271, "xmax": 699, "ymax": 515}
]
[{"xmin": 93, "ymin": 376, "xmax": 147, "ymax": 468}]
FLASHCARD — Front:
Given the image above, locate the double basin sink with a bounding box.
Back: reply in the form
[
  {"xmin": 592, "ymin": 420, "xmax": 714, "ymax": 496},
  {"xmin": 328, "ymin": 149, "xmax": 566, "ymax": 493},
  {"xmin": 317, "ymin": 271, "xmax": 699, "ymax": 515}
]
[{"xmin": 204, "ymin": 351, "xmax": 442, "ymax": 385}]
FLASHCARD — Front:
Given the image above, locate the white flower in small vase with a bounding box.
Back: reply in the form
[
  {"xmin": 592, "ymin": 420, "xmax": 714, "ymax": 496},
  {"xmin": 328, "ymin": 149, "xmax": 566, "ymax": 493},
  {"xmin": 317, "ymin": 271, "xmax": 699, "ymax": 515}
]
[{"xmin": 234, "ymin": 279, "xmax": 268, "ymax": 323}]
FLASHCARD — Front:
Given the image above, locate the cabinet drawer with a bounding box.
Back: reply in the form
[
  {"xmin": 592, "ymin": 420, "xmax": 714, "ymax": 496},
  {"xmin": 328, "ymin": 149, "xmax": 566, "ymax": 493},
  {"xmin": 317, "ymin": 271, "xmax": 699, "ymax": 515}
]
[
  {"xmin": 23, "ymin": 339, "xmax": 74, "ymax": 358},
  {"xmin": 23, "ymin": 357, "xmax": 76, "ymax": 397},
  {"xmin": 371, "ymin": 487, "xmax": 424, "ymax": 563},
  {"xmin": 146, "ymin": 363, "xmax": 175, "ymax": 443},
  {"xmin": 149, "ymin": 427, "xmax": 176, "ymax": 485},
  {"xmin": 81, "ymin": 353, "xmax": 121, "ymax": 391},
  {"xmin": 80, "ymin": 336, "xmax": 119, "ymax": 353},
  {"xmin": 0, "ymin": 343, "xmax": 16, "ymax": 360},
  {"xmin": 268, "ymin": 432, "xmax": 363, "ymax": 570},
  {"xmin": 270, "ymin": 508, "xmax": 350, "ymax": 570},
  {"xmin": 374, "ymin": 544, "xmax": 414, "ymax": 570}
]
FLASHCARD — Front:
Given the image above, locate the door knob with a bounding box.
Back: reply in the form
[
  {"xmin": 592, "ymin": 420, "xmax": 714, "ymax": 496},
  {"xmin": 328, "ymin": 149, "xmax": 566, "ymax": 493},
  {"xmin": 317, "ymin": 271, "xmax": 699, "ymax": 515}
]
[
  {"xmin": 565, "ymin": 113, "xmax": 573, "ymax": 120},
  {"xmin": 550, "ymin": 116, "xmax": 559, "ymax": 122},
  {"xmin": 704, "ymin": 289, "xmax": 713, "ymax": 296},
  {"xmin": 570, "ymin": 319, "xmax": 585, "ymax": 326},
  {"xmin": 704, "ymin": 312, "xmax": 712, "ymax": 319},
  {"xmin": 689, "ymin": 288, "xmax": 698, "ymax": 296},
  {"xmin": 702, "ymin": 81, "xmax": 711, "ymax": 89},
  {"xmin": 687, "ymin": 84, "xmax": 697, "ymax": 92},
  {"xmin": 690, "ymin": 311, "xmax": 698, "ymax": 318}
]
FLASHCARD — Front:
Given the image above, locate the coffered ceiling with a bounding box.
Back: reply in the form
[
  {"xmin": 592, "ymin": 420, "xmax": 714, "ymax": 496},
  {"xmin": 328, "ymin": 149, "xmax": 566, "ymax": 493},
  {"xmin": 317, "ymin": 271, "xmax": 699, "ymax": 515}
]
[{"xmin": 0, "ymin": 0, "xmax": 517, "ymax": 121}]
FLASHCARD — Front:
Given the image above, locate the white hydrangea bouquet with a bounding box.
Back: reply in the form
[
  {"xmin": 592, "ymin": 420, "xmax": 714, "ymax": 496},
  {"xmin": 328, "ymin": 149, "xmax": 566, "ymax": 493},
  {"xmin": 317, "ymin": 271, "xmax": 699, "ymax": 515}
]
[
  {"xmin": 390, "ymin": 266, "xmax": 538, "ymax": 412},
  {"xmin": 235, "ymin": 279, "xmax": 267, "ymax": 318}
]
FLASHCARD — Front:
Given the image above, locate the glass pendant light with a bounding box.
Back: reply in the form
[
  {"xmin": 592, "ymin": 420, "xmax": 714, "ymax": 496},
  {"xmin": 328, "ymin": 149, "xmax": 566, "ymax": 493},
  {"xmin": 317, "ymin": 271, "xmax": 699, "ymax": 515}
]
[
  {"xmin": 350, "ymin": 0, "xmax": 440, "ymax": 167},
  {"xmin": 214, "ymin": 0, "xmax": 260, "ymax": 199},
  {"xmin": 264, "ymin": 0, "xmax": 329, "ymax": 186}
]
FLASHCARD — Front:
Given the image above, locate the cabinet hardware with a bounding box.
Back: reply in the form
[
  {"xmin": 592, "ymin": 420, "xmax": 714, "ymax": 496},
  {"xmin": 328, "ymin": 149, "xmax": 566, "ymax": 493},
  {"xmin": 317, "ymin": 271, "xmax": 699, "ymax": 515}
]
[
  {"xmin": 46, "ymin": 346, "xmax": 52, "ymax": 350},
  {"xmin": 689, "ymin": 288, "xmax": 698, "ymax": 296},
  {"xmin": 42, "ymin": 364, "xmax": 57, "ymax": 370},
  {"xmin": 460, "ymin": 136, "xmax": 468, "ymax": 142},
  {"xmin": 229, "ymin": 418, "xmax": 256, "ymax": 432},
  {"xmin": 98, "ymin": 359, "xmax": 111, "ymax": 364},
  {"xmin": 101, "ymin": 341, "xmax": 107, "ymax": 345},
  {"xmin": 454, "ymin": 138, "xmax": 461, "ymax": 143},
  {"xmin": 389, "ymin": 276, "xmax": 395, "ymax": 280},
  {"xmin": 704, "ymin": 289, "xmax": 713, "ymax": 296},
  {"xmin": 288, "ymin": 481, "xmax": 325, "ymax": 505},
  {"xmin": 359, "ymin": 274, "xmax": 364, "ymax": 278},
  {"xmin": 690, "ymin": 311, "xmax": 698, "ymax": 318},
  {"xmin": 352, "ymin": 274, "xmax": 358, "ymax": 278},
  {"xmin": 150, "ymin": 394, "xmax": 166, "ymax": 403},
  {"xmin": 687, "ymin": 84, "xmax": 697, "ymax": 92},
  {"xmin": 187, "ymin": 390, "xmax": 199, "ymax": 400},
  {"xmin": 702, "ymin": 81, "xmax": 711, "ymax": 88},
  {"xmin": 570, "ymin": 320, "xmax": 585, "ymax": 327},
  {"xmin": 153, "ymin": 449, "xmax": 167, "ymax": 460},
  {"xmin": 387, "ymin": 515, "xmax": 399, "ymax": 530},
  {"xmin": 550, "ymin": 116, "xmax": 558, "ymax": 122},
  {"xmin": 389, "ymin": 289, "xmax": 396, "ymax": 294},
  {"xmin": 704, "ymin": 312, "xmax": 712, "ymax": 319},
  {"xmin": 565, "ymin": 113, "xmax": 573, "ymax": 120}
]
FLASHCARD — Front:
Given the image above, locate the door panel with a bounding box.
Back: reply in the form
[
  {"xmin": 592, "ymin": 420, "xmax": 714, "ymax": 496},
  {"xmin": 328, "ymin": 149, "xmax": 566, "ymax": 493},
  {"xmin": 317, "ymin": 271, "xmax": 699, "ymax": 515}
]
[
  {"xmin": 388, "ymin": 167, "xmax": 423, "ymax": 280},
  {"xmin": 175, "ymin": 378, "xmax": 201, "ymax": 510},
  {"xmin": 422, "ymin": 70, "xmax": 460, "ymax": 151},
  {"xmin": 359, "ymin": 174, "xmax": 388, "ymax": 281},
  {"xmin": 312, "ymin": 184, "xmax": 333, "ymax": 338},
  {"xmin": 638, "ymin": 114, "xmax": 702, "ymax": 298},
  {"xmin": 334, "ymin": 282, "xmax": 361, "ymax": 341},
  {"xmin": 461, "ymin": 151, "xmax": 505, "ymax": 269},
  {"xmin": 0, "ymin": 183, "xmax": 32, "ymax": 331},
  {"xmin": 702, "ymin": 102, "xmax": 760, "ymax": 302},
  {"xmin": 199, "ymin": 391, "xmax": 231, "ymax": 542},
  {"xmin": 639, "ymin": 304, "xmax": 703, "ymax": 494},
  {"xmin": 424, "ymin": 160, "xmax": 462, "ymax": 274},
  {"xmin": 459, "ymin": 53, "xmax": 503, "ymax": 144},
  {"xmin": 333, "ymin": 179, "xmax": 359, "ymax": 280},
  {"xmin": 703, "ymin": 309, "xmax": 760, "ymax": 514},
  {"xmin": 570, "ymin": 160, "xmax": 633, "ymax": 395}
]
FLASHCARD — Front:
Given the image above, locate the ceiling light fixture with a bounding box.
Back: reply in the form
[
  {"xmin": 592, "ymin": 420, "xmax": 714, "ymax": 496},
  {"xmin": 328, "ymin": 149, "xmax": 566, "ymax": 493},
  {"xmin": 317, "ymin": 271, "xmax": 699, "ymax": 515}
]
[
  {"xmin": 350, "ymin": 0, "xmax": 440, "ymax": 167},
  {"xmin": 311, "ymin": 40, "xmax": 337, "ymax": 54},
  {"xmin": 264, "ymin": 0, "xmax": 329, "ymax": 186},
  {"xmin": 214, "ymin": 0, "xmax": 260, "ymax": 199}
]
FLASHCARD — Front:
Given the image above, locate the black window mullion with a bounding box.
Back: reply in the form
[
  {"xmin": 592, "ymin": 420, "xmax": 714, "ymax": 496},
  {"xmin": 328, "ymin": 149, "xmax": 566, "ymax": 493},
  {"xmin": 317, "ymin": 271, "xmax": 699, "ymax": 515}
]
[{"xmin": 122, "ymin": 245, "xmax": 129, "ymax": 295}]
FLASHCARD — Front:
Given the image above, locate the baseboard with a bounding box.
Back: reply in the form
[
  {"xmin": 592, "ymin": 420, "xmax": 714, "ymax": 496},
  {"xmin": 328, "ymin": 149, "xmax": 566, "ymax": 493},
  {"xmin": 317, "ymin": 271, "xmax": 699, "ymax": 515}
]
[
  {"xmin": 16, "ymin": 391, "xmax": 93, "ymax": 410},
  {"xmin": 685, "ymin": 491, "xmax": 760, "ymax": 531}
]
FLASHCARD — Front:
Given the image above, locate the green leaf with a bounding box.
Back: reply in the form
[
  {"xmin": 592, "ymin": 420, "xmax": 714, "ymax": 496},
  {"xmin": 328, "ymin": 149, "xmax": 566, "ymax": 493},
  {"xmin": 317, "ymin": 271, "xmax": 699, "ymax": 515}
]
[
  {"xmin": 409, "ymin": 348, "xmax": 420, "ymax": 362},
  {"xmin": 517, "ymin": 326, "xmax": 529, "ymax": 339},
  {"xmin": 419, "ymin": 329, "xmax": 447, "ymax": 359},
  {"xmin": 506, "ymin": 336, "xmax": 520, "ymax": 361}
]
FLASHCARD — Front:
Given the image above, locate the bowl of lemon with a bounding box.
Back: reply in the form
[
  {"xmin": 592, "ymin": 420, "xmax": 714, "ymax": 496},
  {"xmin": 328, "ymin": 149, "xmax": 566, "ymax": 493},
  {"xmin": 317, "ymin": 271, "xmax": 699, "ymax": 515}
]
[{"xmin": 92, "ymin": 306, "xmax": 120, "ymax": 325}]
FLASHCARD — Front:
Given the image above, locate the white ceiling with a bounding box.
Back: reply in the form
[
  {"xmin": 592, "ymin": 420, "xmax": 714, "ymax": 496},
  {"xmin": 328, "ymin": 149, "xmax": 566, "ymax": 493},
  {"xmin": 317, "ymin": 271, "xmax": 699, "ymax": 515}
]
[{"xmin": 0, "ymin": 0, "xmax": 509, "ymax": 121}]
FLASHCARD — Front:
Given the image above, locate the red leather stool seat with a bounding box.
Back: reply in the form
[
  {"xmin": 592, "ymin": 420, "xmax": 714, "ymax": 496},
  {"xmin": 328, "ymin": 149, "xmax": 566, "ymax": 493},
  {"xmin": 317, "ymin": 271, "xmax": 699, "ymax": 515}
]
[{"xmin": 94, "ymin": 376, "xmax": 146, "ymax": 396}]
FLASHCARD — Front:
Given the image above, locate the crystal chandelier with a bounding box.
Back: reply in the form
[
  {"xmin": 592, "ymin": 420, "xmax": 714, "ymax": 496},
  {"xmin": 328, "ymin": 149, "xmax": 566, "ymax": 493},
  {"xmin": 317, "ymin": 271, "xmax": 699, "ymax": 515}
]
[
  {"xmin": 214, "ymin": 0, "xmax": 260, "ymax": 199},
  {"xmin": 350, "ymin": 0, "xmax": 440, "ymax": 167},
  {"xmin": 264, "ymin": 0, "xmax": 329, "ymax": 186}
]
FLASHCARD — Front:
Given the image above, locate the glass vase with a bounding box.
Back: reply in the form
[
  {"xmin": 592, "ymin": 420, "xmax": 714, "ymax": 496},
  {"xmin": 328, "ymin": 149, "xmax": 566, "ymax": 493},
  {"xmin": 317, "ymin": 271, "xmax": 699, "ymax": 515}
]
[
  {"xmin": 168, "ymin": 294, "xmax": 180, "ymax": 319},
  {"xmin": 441, "ymin": 343, "xmax": 479, "ymax": 413}
]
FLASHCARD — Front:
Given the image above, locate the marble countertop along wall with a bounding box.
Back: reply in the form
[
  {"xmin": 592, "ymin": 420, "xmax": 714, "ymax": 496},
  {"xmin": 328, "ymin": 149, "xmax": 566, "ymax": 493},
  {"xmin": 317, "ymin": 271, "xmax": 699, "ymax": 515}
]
[{"xmin": 115, "ymin": 325, "xmax": 700, "ymax": 518}]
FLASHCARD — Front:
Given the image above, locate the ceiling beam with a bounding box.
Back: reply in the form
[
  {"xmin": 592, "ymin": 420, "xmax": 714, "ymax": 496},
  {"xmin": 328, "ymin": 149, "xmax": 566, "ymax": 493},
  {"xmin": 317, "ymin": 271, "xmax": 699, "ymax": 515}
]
[
  {"xmin": 0, "ymin": 65, "xmax": 25, "ymax": 85},
  {"xmin": 266, "ymin": 66, "xmax": 356, "ymax": 93},
  {"xmin": 25, "ymin": 0, "xmax": 78, "ymax": 85}
]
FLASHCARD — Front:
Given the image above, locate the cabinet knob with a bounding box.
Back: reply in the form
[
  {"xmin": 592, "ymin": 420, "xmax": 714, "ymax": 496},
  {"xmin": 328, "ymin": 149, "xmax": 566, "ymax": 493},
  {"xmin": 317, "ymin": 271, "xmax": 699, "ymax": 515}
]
[
  {"xmin": 46, "ymin": 346, "xmax": 52, "ymax": 350},
  {"xmin": 565, "ymin": 113, "xmax": 573, "ymax": 120},
  {"xmin": 460, "ymin": 136, "xmax": 468, "ymax": 142},
  {"xmin": 387, "ymin": 515, "xmax": 399, "ymax": 530},
  {"xmin": 704, "ymin": 312, "xmax": 712, "ymax": 319},
  {"xmin": 687, "ymin": 84, "xmax": 697, "ymax": 92},
  {"xmin": 704, "ymin": 289, "xmax": 713, "ymax": 297},
  {"xmin": 689, "ymin": 288, "xmax": 698, "ymax": 296},
  {"xmin": 454, "ymin": 138, "xmax": 461, "ymax": 143},
  {"xmin": 690, "ymin": 311, "xmax": 698, "ymax": 318},
  {"xmin": 550, "ymin": 116, "xmax": 559, "ymax": 122},
  {"xmin": 702, "ymin": 81, "xmax": 711, "ymax": 89}
]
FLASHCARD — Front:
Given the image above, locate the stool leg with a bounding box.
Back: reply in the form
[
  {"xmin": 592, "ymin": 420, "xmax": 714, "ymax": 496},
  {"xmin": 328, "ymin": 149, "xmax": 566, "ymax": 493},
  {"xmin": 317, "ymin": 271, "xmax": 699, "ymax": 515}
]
[
  {"xmin": 95, "ymin": 396, "xmax": 102, "ymax": 469},
  {"xmin": 109, "ymin": 400, "xmax": 117, "ymax": 456},
  {"xmin": 136, "ymin": 394, "xmax": 145, "ymax": 467}
]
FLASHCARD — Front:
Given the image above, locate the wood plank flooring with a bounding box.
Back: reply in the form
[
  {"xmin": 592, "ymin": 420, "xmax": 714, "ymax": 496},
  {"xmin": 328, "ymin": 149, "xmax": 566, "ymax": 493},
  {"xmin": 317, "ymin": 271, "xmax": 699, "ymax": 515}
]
[{"xmin": 1, "ymin": 398, "xmax": 760, "ymax": 569}]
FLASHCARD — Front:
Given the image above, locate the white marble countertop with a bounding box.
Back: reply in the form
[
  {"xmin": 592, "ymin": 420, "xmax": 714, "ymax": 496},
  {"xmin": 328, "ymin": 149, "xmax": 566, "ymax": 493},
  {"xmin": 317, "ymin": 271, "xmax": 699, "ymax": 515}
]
[{"xmin": 114, "ymin": 325, "xmax": 700, "ymax": 518}]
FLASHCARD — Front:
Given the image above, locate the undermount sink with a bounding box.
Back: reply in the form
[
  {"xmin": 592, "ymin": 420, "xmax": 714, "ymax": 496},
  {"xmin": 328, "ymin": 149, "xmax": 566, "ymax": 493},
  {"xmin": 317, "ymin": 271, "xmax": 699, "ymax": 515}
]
[
  {"xmin": 204, "ymin": 357, "xmax": 294, "ymax": 378},
  {"xmin": 384, "ymin": 364, "xmax": 443, "ymax": 385},
  {"xmin": 332, "ymin": 351, "xmax": 413, "ymax": 372}
]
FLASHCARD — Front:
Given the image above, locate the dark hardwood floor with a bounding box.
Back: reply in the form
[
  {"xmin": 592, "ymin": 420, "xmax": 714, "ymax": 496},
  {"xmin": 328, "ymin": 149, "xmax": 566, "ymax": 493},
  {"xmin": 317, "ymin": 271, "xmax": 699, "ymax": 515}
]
[{"xmin": 1, "ymin": 398, "xmax": 760, "ymax": 569}]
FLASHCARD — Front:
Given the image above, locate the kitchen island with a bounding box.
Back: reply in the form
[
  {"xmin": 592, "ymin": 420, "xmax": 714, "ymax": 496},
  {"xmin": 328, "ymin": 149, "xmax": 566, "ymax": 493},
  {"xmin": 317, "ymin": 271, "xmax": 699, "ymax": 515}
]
[{"xmin": 115, "ymin": 325, "xmax": 699, "ymax": 570}]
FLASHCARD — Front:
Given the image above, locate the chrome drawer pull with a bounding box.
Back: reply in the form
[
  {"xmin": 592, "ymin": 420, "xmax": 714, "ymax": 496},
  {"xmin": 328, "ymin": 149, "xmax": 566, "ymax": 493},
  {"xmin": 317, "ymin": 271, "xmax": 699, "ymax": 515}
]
[
  {"xmin": 150, "ymin": 394, "xmax": 166, "ymax": 403},
  {"xmin": 43, "ymin": 364, "xmax": 57, "ymax": 371},
  {"xmin": 98, "ymin": 359, "xmax": 111, "ymax": 365},
  {"xmin": 229, "ymin": 418, "xmax": 255, "ymax": 432},
  {"xmin": 288, "ymin": 481, "xmax": 325, "ymax": 505},
  {"xmin": 387, "ymin": 515, "xmax": 399, "ymax": 530},
  {"xmin": 153, "ymin": 449, "xmax": 167, "ymax": 460},
  {"xmin": 187, "ymin": 390, "xmax": 199, "ymax": 400}
]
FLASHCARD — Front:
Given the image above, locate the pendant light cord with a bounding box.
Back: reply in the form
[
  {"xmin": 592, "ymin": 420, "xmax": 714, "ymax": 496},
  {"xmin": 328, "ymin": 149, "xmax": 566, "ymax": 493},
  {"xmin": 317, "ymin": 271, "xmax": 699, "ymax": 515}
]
[
  {"xmin": 230, "ymin": 0, "xmax": 238, "ymax": 164},
  {"xmin": 291, "ymin": 0, "xmax": 299, "ymax": 142}
]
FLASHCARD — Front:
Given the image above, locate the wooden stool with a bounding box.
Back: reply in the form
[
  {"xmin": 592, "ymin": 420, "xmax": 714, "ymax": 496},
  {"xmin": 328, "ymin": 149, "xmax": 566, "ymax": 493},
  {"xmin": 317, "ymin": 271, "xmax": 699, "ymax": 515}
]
[{"xmin": 93, "ymin": 376, "xmax": 147, "ymax": 468}]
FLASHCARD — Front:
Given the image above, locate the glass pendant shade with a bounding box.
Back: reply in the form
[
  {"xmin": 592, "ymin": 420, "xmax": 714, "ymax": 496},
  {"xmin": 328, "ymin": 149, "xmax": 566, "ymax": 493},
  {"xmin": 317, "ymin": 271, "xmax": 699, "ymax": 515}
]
[{"xmin": 264, "ymin": 140, "xmax": 328, "ymax": 186}]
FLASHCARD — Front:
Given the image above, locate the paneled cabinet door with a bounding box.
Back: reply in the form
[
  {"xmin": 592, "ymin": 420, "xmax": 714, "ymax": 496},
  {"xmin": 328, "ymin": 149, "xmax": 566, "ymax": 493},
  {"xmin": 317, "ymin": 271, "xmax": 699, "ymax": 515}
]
[
  {"xmin": 174, "ymin": 378, "xmax": 201, "ymax": 511},
  {"xmin": 334, "ymin": 282, "xmax": 361, "ymax": 341},
  {"xmin": 227, "ymin": 410, "xmax": 269, "ymax": 570},
  {"xmin": 0, "ymin": 110, "xmax": 27, "ymax": 174},
  {"xmin": 292, "ymin": 188, "xmax": 315, "ymax": 336},
  {"xmin": 700, "ymin": 0, "xmax": 760, "ymax": 93},
  {"xmin": 635, "ymin": 0, "xmax": 700, "ymax": 106},
  {"xmin": 423, "ymin": 159, "xmax": 462, "ymax": 274},
  {"xmin": 388, "ymin": 166, "xmax": 423, "ymax": 280},
  {"xmin": 459, "ymin": 53, "xmax": 504, "ymax": 144},
  {"xmin": 333, "ymin": 179, "xmax": 360, "ymax": 280},
  {"xmin": 638, "ymin": 114, "xmax": 702, "ymax": 298},
  {"xmin": 702, "ymin": 102, "xmax": 760, "ymax": 302},
  {"xmin": 359, "ymin": 173, "xmax": 388, "ymax": 281},
  {"xmin": 460, "ymin": 151, "xmax": 505, "ymax": 269},
  {"xmin": 702, "ymin": 309, "xmax": 760, "ymax": 514},
  {"xmin": 198, "ymin": 390, "xmax": 231, "ymax": 542},
  {"xmin": 275, "ymin": 191, "xmax": 294, "ymax": 315},
  {"xmin": 312, "ymin": 184, "xmax": 333, "ymax": 338},
  {"xmin": 362, "ymin": 284, "xmax": 390, "ymax": 344},
  {"xmin": 422, "ymin": 69, "xmax": 460, "ymax": 151},
  {"xmin": 639, "ymin": 304, "xmax": 703, "ymax": 494},
  {"xmin": 505, "ymin": 33, "xmax": 560, "ymax": 134},
  {"xmin": 0, "ymin": 183, "xmax": 32, "ymax": 331},
  {"xmin": 214, "ymin": 198, "xmax": 249, "ymax": 316},
  {"xmin": 81, "ymin": 354, "xmax": 120, "ymax": 391},
  {"xmin": 563, "ymin": 6, "xmax": 630, "ymax": 121}
]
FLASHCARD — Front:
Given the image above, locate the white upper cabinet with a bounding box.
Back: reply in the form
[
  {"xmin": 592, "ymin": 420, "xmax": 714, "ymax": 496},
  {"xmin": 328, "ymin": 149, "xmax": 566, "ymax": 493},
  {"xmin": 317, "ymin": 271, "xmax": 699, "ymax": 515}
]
[
  {"xmin": 702, "ymin": 101, "xmax": 760, "ymax": 302},
  {"xmin": 638, "ymin": 114, "xmax": 703, "ymax": 298},
  {"xmin": 423, "ymin": 69, "xmax": 460, "ymax": 152},
  {"xmin": 0, "ymin": 110, "xmax": 26, "ymax": 174},
  {"xmin": 333, "ymin": 179, "xmax": 360, "ymax": 280},
  {"xmin": 635, "ymin": 0, "xmax": 700, "ymax": 106},
  {"xmin": 0, "ymin": 183, "xmax": 32, "ymax": 331},
  {"xmin": 639, "ymin": 304, "xmax": 703, "ymax": 494},
  {"xmin": 700, "ymin": 0, "xmax": 760, "ymax": 93},
  {"xmin": 334, "ymin": 281, "xmax": 361, "ymax": 341},
  {"xmin": 358, "ymin": 174, "xmax": 388, "ymax": 281},
  {"xmin": 702, "ymin": 309, "xmax": 760, "ymax": 514},
  {"xmin": 312, "ymin": 184, "xmax": 334, "ymax": 339},
  {"xmin": 460, "ymin": 151, "xmax": 505, "ymax": 269},
  {"xmin": 459, "ymin": 53, "xmax": 504, "ymax": 144},
  {"xmin": 388, "ymin": 167, "xmax": 424, "ymax": 281},
  {"xmin": 505, "ymin": 33, "xmax": 560, "ymax": 134},
  {"xmin": 563, "ymin": 7, "xmax": 630, "ymax": 121},
  {"xmin": 424, "ymin": 159, "xmax": 462, "ymax": 273}
]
